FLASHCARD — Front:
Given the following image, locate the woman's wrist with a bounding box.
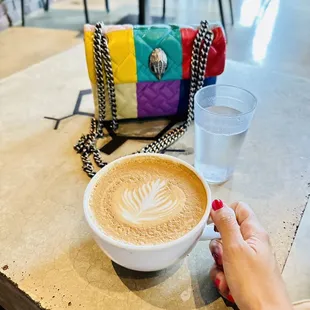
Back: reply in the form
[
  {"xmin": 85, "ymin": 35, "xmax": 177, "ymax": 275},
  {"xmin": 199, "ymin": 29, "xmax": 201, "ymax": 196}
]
[
  {"xmin": 247, "ymin": 298, "xmax": 293, "ymax": 310},
  {"xmin": 240, "ymin": 287, "xmax": 292, "ymax": 310}
]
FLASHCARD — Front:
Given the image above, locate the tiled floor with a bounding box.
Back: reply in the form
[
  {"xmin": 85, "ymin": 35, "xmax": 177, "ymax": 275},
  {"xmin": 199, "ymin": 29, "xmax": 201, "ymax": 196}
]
[{"xmin": 0, "ymin": 0, "xmax": 309, "ymax": 304}]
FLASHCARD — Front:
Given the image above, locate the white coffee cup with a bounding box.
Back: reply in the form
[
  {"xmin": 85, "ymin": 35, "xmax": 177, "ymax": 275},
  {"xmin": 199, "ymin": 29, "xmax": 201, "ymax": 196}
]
[{"xmin": 84, "ymin": 153, "xmax": 220, "ymax": 272}]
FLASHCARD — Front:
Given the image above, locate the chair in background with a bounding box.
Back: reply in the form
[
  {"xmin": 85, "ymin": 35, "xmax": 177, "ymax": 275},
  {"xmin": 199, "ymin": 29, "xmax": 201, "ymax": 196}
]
[
  {"xmin": 20, "ymin": 0, "xmax": 110, "ymax": 26},
  {"xmin": 82, "ymin": 0, "xmax": 110, "ymax": 23},
  {"xmin": 162, "ymin": 0, "xmax": 234, "ymax": 31}
]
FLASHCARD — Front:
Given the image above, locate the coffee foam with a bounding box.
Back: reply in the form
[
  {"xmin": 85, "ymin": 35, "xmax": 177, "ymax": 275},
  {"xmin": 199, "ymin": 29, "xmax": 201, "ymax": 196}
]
[
  {"xmin": 113, "ymin": 178, "xmax": 186, "ymax": 226},
  {"xmin": 90, "ymin": 156, "xmax": 207, "ymax": 245}
]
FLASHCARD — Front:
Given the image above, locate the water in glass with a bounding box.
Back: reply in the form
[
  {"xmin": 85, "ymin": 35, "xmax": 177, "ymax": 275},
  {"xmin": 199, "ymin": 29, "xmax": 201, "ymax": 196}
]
[{"xmin": 195, "ymin": 106, "xmax": 247, "ymax": 184}]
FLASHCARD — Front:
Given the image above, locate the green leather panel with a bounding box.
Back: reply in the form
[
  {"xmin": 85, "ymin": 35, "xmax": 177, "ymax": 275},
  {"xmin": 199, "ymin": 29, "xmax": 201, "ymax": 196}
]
[{"xmin": 133, "ymin": 25, "xmax": 182, "ymax": 82}]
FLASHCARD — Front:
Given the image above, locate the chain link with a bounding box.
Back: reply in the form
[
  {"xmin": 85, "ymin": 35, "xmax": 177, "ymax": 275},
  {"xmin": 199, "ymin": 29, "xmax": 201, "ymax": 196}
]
[
  {"xmin": 74, "ymin": 21, "xmax": 214, "ymax": 177},
  {"xmin": 93, "ymin": 23, "xmax": 106, "ymax": 135}
]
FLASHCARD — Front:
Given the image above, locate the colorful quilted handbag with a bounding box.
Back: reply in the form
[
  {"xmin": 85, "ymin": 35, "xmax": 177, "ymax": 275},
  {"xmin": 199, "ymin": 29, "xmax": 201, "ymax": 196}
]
[{"xmin": 75, "ymin": 20, "xmax": 226, "ymax": 177}]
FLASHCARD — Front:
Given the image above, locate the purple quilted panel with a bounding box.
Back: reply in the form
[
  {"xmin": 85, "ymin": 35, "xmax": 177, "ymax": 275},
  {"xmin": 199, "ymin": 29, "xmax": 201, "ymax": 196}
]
[{"xmin": 137, "ymin": 81, "xmax": 181, "ymax": 118}]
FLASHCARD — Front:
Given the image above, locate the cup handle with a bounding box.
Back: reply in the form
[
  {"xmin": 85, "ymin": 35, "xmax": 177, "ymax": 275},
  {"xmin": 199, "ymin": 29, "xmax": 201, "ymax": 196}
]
[{"xmin": 199, "ymin": 224, "xmax": 221, "ymax": 240}]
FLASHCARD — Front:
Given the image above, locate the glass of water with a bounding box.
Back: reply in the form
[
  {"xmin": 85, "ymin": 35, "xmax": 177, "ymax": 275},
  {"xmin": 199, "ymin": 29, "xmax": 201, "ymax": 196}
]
[{"xmin": 194, "ymin": 85, "xmax": 257, "ymax": 184}]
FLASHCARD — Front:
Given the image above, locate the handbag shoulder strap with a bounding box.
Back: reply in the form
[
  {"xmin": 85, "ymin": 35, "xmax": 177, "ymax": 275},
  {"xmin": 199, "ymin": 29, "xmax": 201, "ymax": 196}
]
[
  {"xmin": 93, "ymin": 23, "xmax": 118, "ymax": 134},
  {"xmin": 74, "ymin": 20, "xmax": 214, "ymax": 178}
]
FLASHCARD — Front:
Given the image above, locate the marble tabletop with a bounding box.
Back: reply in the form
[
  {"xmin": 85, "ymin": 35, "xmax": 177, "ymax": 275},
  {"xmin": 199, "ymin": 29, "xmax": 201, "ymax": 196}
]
[{"xmin": 0, "ymin": 44, "xmax": 309, "ymax": 310}]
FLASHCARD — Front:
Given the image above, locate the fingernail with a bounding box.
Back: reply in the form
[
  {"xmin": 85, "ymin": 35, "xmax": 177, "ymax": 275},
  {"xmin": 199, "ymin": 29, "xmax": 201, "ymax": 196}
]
[
  {"xmin": 227, "ymin": 294, "xmax": 235, "ymax": 303},
  {"xmin": 214, "ymin": 278, "xmax": 220, "ymax": 289},
  {"xmin": 212, "ymin": 199, "xmax": 224, "ymax": 211}
]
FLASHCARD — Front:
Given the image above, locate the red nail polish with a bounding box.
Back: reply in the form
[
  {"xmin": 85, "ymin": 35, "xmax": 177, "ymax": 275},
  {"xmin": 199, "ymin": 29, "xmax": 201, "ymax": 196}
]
[
  {"xmin": 227, "ymin": 294, "xmax": 235, "ymax": 303},
  {"xmin": 214, "ymin": 278, "xmax": 220, "ymax": 289},
  {"xmin": 212, "ymin": 199, "xmax": 224, "ymax": 211}
]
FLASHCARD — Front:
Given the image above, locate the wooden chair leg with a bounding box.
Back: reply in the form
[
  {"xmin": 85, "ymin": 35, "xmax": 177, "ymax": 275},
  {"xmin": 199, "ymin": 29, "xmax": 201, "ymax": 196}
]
[
  {"xmin": 138, "ymin": 0, "xmax": 145, "ymax": 24},
  {"xmin": 3, "ymin": 3, "xmax": 13, "ymax": 26},
  {"xmin": 228, "ymin": 0, "xmax": 234, "ymax": 25},
  {"xmin": 44, "ymin": 0, "xmax": 49, "ymax": 12},
  {"xmin": 21, "ymin": 0, "xmax": 25, "ymax": 26},
  {"xmin": 83, "ymin": 0, "xmax": 90, "ymax": 23},
  {"xmin": 7, "ymin": 14, "xmax": 13, "ymax": 26},
  {"xmin": 218, "ymin": 0, "xmax": 225, "ymax": 32},
  {"xmin": 105, "ymin": 0, "xmax": 110, "ymax": 13},
  {"xmin": 162, "ymin": 0, "xmax": 166, "ymax": 19}
]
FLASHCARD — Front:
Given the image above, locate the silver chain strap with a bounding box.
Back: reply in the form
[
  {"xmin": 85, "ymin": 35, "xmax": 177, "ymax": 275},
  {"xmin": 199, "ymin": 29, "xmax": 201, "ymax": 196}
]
[{"xmin": 74, "ymin": 20, "xmax": 214, "ymax": 178}]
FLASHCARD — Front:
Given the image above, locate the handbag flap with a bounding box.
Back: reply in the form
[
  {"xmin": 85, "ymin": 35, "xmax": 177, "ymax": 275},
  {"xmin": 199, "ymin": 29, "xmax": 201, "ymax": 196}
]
[{"xmin": 84, "ymin": 24, "xmax": 226, "ymax": 85}]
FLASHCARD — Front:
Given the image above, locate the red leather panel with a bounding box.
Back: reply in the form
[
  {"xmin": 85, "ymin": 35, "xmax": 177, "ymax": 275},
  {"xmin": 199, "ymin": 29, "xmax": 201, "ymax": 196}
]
[{"xmin": 181, "ymin": 26, "xmax": 226, "ymax": 79}]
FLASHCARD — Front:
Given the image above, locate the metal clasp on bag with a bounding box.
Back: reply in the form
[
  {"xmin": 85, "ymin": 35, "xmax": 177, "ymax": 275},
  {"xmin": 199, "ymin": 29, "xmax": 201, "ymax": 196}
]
[{"xmin": 149, "ymin": 48, "xmax": 168, "ymax": 80}]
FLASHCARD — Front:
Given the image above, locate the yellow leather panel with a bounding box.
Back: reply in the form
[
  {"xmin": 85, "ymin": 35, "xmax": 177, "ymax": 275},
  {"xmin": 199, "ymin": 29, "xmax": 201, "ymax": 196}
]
[
  {"xmin": 106, "ymin": 29, "xmax": 137, "ymax": 84},
  {"xmin": 84, "ymin": 26, "xmax": 137, "ymax": 85},
  {"xmin": 84, "ymin": 30, "xmax": 96, "ymax": 84}
]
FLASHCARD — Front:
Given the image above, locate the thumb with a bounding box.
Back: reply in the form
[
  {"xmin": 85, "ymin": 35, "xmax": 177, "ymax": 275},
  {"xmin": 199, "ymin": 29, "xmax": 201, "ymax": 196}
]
[{"xmin": 211, "ymin": 199, "xmax": 244, "ymax": 248}]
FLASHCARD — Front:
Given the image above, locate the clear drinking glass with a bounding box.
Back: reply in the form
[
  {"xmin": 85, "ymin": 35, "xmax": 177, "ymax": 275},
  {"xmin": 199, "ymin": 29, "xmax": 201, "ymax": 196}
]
[{"xmin": 194, "ymin": 85, "xmax": 257, "ymax": 184}]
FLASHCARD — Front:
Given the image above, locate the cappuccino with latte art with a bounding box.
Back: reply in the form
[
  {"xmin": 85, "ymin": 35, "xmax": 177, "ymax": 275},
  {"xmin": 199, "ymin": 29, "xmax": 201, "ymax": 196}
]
[{"xmin": 90, "ymin": 155, "xmax": 207, "ymax": 245}]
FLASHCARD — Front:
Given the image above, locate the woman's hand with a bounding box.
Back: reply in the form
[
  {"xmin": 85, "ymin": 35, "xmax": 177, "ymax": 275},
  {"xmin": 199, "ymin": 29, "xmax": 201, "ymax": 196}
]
[{"xmin": 209, "ymin": 200, "xmax": 292, "ymax": 310}]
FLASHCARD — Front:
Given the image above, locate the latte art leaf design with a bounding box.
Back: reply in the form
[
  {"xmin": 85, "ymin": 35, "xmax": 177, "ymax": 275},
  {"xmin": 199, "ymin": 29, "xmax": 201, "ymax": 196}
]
[{"xmin": 119, "ymin": 179, "xmax": 178, "ymax": 224}]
